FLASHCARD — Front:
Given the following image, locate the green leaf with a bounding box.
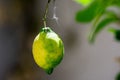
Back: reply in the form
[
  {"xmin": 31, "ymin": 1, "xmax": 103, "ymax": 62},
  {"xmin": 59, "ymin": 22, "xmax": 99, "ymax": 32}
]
[
  {"xmin": 75, "ymin": 0, "xmax": 115, "ymax": 23},
  {"xmin": 115, "ymin": 72, "xmax": 120, "ymax": 80},
  {"xmin": 108, "ymin": 28, "xmax": 116, "ymax": 34},
  {"xmin": 112, "ymin": 0, "xmax": 120, "ymax": 7},
  {"xmin": 88, "ymin": 13, "xmax": 119, "ymax": 43},
  {"xmin": 75, "ymin": 0, "xmax": 107, "ymax": 22},
  {"xmin": 115, "ymin": 30, "xmax": 120, "ymax": 41},
  {"xmin": 74, "ymin": 0, "xmax": 94, "ymax": 6},
  {"xmin": 108, "ymin": 28, "xmax": 120, "ymax": 41}
]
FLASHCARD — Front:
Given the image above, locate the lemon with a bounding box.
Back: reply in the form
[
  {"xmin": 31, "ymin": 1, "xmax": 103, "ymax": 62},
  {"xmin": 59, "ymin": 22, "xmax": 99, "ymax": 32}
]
[{"xmin": 32, "ymin": 27, "xmax": 64, "ymax": 75}]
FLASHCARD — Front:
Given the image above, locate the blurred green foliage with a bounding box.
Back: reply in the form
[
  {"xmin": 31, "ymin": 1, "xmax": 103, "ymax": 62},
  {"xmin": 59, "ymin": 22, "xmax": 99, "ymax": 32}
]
[
  {"xmin": 75, "ymin": 0, "xmax": 120, "ymax": 43},
  {"xmin": 109, "ymin": 28, "xmax": 120, "ymax": 41},
  {"xmin": 115, "ymin": 72, "xmax": 120, "ymax": 80},
  {"xmin": 74, "ymin": 0, "xmax": 93, "ymax": 6}
]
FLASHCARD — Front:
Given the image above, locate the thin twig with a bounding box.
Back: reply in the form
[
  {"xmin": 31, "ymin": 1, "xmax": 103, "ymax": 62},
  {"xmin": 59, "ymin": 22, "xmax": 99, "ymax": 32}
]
[{"xmin": 42, "ymin": 0, "xmax": 52, "ymax": 27}]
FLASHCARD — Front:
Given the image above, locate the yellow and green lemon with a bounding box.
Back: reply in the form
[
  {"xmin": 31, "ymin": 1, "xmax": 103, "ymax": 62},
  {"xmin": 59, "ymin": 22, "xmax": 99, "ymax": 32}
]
[{"xmin": 32, "ymin": 27, "xmax": 64, "ymax": 75}]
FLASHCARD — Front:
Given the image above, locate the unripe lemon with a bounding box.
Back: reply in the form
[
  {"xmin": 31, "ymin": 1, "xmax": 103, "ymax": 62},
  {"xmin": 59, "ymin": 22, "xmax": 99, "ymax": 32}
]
[{"xmin": 32, "ymin": 27, "xmax": 64, "ymax": 75}]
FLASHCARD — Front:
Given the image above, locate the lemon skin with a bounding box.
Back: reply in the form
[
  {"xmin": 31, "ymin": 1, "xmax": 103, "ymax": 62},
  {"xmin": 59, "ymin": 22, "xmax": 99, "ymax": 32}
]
[{"xmin": 32, "ymin": 27, "xmax": 64, "ymax": 74}]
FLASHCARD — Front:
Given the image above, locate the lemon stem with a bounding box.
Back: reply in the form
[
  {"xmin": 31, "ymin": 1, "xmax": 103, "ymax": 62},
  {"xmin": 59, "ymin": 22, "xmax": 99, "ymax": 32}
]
[{"xmin": 43, "ymin": 0, "xmax": 52, "ymax": 28}]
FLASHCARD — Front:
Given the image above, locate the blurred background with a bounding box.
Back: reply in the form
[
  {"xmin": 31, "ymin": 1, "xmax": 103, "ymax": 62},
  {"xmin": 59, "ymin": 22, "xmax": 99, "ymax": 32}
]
[{"xmin": 0, "ymin": 0, "xmax": 120, "ymax": 80}]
